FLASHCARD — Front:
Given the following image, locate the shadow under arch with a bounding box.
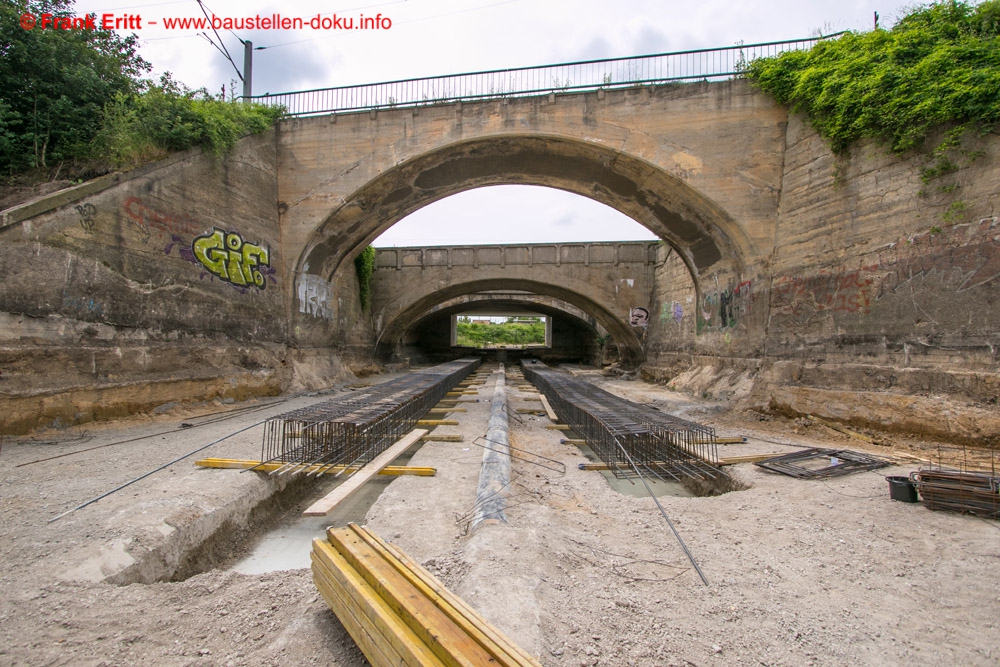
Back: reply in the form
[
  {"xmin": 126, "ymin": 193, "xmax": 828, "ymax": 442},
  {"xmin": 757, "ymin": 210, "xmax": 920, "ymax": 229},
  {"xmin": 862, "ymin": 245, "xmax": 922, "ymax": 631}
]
[
  {"xmin": 375, "ymin": 278, "xmax": 645, "ymax": 365},
  {"xmin": 295, "ymin": 134, "xmax": 755, "ymax": 293}
]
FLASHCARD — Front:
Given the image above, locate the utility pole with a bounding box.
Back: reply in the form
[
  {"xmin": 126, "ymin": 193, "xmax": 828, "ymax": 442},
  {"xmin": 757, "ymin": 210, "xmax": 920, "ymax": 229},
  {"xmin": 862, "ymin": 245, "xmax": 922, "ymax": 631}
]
[{"xmin": 242, "ymin": 40, "xmax": 253, "ymax": 101}]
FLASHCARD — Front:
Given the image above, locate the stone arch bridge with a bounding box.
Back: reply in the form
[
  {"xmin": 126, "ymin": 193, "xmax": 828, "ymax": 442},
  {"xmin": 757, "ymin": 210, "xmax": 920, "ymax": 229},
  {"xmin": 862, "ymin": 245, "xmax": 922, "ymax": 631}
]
[{"xmin": 1, "ymin": 71, "xmax": 997, "ymax": 441}]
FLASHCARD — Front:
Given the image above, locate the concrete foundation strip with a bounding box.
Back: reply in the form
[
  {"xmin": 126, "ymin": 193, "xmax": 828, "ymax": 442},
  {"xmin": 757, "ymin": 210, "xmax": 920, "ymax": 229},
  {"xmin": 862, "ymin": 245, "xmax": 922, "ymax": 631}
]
[
  {"xmin": 470, "ymin": 365, "xmax": 511, "ymax": 531},
  {"xmin": 311, "ymin": 523, "xmax": 542, "ymax": 666}
]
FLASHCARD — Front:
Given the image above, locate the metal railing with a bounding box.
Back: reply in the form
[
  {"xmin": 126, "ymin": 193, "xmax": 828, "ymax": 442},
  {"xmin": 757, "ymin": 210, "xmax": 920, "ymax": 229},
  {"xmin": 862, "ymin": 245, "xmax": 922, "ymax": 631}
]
[{"xmin": 251, "ymin": 34, "xmax": 844, "ymax": 116}]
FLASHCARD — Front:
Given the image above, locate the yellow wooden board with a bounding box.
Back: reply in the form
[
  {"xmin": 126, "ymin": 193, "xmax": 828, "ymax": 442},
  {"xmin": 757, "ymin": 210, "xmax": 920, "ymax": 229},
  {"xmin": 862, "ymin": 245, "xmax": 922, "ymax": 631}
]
[
  {"xmin": 538, "ymin": 395, "xmax": 559, "ymax": 422},
  {"xmin": 302, "ymin": 429, "xmax": 427, "ymax": 516},
  {"xmin": 194, "ymin": 458, "xmax": 435, "ymax": 476},
  {"xmin": 312, "ymin": 524, "xmax": 543, "ymax": 667}
]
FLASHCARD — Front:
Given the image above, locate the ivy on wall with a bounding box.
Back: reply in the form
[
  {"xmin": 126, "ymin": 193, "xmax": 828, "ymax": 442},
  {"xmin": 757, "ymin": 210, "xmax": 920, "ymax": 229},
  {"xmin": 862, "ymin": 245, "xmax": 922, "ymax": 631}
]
[
  {"xmin": 354, "ymin": 246, "xmax": 376, "ymax": 311},
  {"xmin": 747, "ymin": 1, "xmax": 1000, "ymax": 155}
]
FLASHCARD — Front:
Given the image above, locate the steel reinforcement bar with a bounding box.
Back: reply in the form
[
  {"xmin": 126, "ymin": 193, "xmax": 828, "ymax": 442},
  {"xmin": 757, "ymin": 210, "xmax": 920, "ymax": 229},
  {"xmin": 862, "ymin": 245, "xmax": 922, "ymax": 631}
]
[
  {"xmin": 521, "ymin": 360, "xmax": 719, "ymax": 481},
  {"xmin": 258, "ymin": 358, "xmax": 480, "ymax": 474}
]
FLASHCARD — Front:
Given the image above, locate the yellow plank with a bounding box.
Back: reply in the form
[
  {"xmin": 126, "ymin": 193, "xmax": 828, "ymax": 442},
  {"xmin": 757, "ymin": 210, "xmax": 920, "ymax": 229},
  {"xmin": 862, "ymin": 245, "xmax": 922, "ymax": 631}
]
[
  {"xmin": 328, "ymin": 529, "xmax": 498, "ymax": 667},
  {"xmin": 538, "ymin": 395, "xmax": 559, "ymax": 422},
  {"xmin": 420, "ymin": 435, "xmax": 464, "ymax": 442},
  {"xmin": 194, "ymin": 458, "xmax": 435, "ymax": 476},
  {"xmin": 428, "ymin": 408, "xmax": 468, "ymax": 413},
  {"xmin": 718, "ymin": 454, "xmax": 782, "ymax": 465},
  {"xmin": 353, "ymin": 526, "xmax": 544, "ymax": 667},
  {"xmin": 545, "ymin": 424, "xmax": 573, "ymax": 430},
  {"xmin": 312, "ymin": 541, "xmax": 445, "ymax": 666},
  {"xmin": 416, "ymin": 419, "xmax": 459, "ymax": 426},
  {"xmin": 303, "ymin": 429, "xmax": 427, "ymax": 516},
  {"xmin": 716, "ymin": 436, "xmax": 748, "ymax": 444}
]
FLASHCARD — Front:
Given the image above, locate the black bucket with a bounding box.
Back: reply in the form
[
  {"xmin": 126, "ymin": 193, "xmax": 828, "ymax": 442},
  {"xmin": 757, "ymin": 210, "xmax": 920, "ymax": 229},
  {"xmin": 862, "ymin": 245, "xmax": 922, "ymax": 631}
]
[{"xmin": 887, "ymin": 476, "xmax": 919, "ymax": 503}]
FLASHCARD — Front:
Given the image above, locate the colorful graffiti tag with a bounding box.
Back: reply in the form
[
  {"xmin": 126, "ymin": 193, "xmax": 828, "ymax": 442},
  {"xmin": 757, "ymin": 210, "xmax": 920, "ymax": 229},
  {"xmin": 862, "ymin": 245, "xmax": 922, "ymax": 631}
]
[{"xmin": 192, "ymin": 228, "xmax": 271, "ymax": 289}]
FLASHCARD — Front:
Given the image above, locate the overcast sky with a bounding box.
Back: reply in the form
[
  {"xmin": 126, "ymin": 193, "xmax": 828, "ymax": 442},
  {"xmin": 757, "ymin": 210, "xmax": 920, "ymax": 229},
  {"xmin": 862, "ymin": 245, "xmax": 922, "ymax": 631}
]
[{"xmin": 83, "ymin": 0, "xmax": 919, "ymax": 246}]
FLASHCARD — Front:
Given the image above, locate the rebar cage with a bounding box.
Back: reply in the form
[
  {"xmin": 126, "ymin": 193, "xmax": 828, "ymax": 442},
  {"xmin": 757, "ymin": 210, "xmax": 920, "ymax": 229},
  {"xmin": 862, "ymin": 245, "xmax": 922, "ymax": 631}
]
[
  {"xmin": 259, "ymin": 358, "xmax": 481, "ymax": 475},
  {"xmin": 521, "ymin": 360, "xmax": 720, "ymax": 482}
]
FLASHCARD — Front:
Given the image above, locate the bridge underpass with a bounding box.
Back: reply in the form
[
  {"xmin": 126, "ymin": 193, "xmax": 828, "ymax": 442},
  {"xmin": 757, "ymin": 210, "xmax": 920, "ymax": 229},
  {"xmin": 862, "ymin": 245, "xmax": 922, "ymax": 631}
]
[{"xmin": 370, "ymin": 242, "xmax": 662, "ymax": 367}]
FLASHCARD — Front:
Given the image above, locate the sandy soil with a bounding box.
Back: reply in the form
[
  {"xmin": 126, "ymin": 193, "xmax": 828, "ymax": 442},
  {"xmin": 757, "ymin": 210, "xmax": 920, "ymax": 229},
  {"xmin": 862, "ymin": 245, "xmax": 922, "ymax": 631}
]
[{"xmin": 1, "ymin": 365, "xmax": 998, "ymax": 666}]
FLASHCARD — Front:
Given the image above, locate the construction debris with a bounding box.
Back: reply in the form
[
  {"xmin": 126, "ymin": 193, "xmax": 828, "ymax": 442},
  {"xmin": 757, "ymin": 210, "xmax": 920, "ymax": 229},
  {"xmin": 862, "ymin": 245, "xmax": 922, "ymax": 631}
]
[
  {"xmin": 311, "ymin": 523, "xmax": 543, "ymax": 667},
  {"xmin": 753, "ymin": 447, "xmax": 890, "ymax": 479}
]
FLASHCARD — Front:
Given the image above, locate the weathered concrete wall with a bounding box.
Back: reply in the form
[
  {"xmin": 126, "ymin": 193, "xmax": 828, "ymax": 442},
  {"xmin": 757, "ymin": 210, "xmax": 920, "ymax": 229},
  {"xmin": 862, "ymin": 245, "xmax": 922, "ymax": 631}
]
[
  {"xmin": 643, "ymin": 117, "xmax": 1000, "ymax": 443},
  {"xmin": 0, "ymin": 134, "xmax": 303, "ymax": 434}
]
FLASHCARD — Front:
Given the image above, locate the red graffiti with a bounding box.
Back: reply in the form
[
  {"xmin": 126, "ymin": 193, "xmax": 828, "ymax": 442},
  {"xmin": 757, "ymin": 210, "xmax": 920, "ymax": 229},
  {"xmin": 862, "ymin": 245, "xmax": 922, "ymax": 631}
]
[
  {"xmin": 774, "ymin": 267, "xmax": 877, "ymax": 314},
  {"xmin": 123, "ymin": 197, "xmax": 204, "ymax": 238}
]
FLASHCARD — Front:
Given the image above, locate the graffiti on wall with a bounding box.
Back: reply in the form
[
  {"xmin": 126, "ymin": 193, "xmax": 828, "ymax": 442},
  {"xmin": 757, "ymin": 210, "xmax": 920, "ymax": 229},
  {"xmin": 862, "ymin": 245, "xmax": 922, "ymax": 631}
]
[
  {"xmin": 75, "ymin": 203, "xmax": 97, "ymax": 232},
  {"xmin": 192, "ymin": 228, "xmax": 271, "ymax": 289},
  {"xmin": 123, "ymin": 197, "xmax": 203, "ymax": 243},
  {"xmin": 773, "ymin": 268, "xmax": 875, "ymax": 315},
  {"xmin": 629, "ymin": 307, "xmax": 649, "ymax": 327},
  {"xmin": 298, "ymin": 274, "xmax": 334, "ymax": 320},
  {"xmin": 701, "ymin": 280, "xmax": 753, "ymax": 330}
]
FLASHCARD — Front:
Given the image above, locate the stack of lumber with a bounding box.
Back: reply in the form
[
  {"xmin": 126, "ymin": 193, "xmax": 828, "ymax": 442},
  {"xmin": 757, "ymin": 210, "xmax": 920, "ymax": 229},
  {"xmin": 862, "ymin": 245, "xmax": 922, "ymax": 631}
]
[{"xmin": 312, "ymin": 523, "xmax": 542, "ymax": 667}]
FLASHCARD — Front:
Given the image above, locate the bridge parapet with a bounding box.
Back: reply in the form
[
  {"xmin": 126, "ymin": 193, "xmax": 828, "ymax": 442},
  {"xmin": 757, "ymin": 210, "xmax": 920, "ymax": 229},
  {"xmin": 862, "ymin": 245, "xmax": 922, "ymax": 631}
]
[{"xmin": 375, "ymin": 241, "xmax": 658, "ymax": 271}]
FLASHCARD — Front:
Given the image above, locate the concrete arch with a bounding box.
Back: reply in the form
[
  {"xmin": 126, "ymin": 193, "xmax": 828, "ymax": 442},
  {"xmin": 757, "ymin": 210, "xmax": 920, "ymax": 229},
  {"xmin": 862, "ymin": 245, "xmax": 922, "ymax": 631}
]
[
  {"xmin": 294, "ymin": 134, "xmax": 754, "ymax": 289},
  {"xmin": 375, "ymin": 278, "xmax": 645, "ymax": 364},
  {"xmin": 414, "ymin": 292, "xmax": 600, "ymax": 331}
]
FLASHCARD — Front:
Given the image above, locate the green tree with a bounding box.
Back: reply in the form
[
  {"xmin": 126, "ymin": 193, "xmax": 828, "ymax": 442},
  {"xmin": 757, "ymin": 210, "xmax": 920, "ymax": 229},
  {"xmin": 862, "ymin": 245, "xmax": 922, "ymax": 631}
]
[{"xmin": 0, "ymin": 0, "xmax": 150, "ymax": 172}]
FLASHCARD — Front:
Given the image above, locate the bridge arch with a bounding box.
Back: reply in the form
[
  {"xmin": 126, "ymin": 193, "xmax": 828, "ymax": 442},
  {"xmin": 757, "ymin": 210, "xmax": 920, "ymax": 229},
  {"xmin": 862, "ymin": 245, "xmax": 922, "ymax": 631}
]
[
  {"xmin": 295, "ymin": 133, "xmax": 754, "ymax": 291},
  {"xmin": 374, "ymin": 277, "xmax": 645, "ymax": 364}
]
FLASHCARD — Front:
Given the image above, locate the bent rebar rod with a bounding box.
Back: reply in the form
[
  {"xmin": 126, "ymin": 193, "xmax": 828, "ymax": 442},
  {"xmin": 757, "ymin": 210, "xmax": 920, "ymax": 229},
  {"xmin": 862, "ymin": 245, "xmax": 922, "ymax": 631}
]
[{"xmin": 613, "ymin": 436, "xmax": 710, "ymax": 586}]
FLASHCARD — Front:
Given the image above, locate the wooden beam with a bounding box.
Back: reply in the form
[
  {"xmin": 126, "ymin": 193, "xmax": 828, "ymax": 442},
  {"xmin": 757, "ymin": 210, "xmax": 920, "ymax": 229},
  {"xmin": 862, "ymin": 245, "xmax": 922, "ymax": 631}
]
[
  {"xmin": 718, "ymin": 454, "xmax": 782, "ymax": 465},
  {"xmin": 421, "ymin": 434, "xmax": 464, "ymax": 442},
  {"xmin": 716, "ymin": 436, "xmax": 748, "ymax": 444},
  {"xmin": 417, "ymin": 419, "xmax": 459, "ymax": 426},
  {"xmin": 428, "ymin": 408, "xmax": 468, "ymax": 413},
  {"xmin": 545, "ymin": 424, "xmax": 573, "ymax": 431},
  {"xmin": 538, "ymin": 395, "xmax": 559, "ymax": 422},
  {"xmin": 303, "ymin": 429, "xmax": 427, "ymax": 516},
  {"xmin": 560, "ymin": 438, "xmax": 586, "ymax": 446},
  {"xmin": 194, "ymin": 458, "xmax": 435, "ymax": 476}
]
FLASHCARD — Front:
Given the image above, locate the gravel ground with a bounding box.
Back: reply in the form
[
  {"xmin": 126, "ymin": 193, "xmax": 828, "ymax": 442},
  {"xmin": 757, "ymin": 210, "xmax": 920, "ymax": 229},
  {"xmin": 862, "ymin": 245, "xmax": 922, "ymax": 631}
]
[{"xmin": 1, "ymin": 365, "xmax": 997, "ymax": 666}]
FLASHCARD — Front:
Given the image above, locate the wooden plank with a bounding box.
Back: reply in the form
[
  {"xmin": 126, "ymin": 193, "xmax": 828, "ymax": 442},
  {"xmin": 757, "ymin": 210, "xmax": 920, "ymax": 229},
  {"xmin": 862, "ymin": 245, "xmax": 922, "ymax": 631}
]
[
  {"xmin": 716, "ymin": 436, "xmax": 748, "ymax": 444},
  {"xmin": 428, "ymin": 408, "xmax": 468, "ymax": 413},
  {"xmin": 718, "ymin": 454, "xmax": 784, "ymax": 465},
  {"xmin": 194, "ymin": 458, "xmax": 435, "ymax": 476},
  {"xmin": 560, "ymin": 438, "xmax": 586, "ymax": 446},
  {"xmin": 538, "ymin": 395, "xmax": 559, "ymax": 422},
  {"xmin": 417, "ymin": 419, "xmax": 459, "ymax": 426},
  {"xmin": 350, "ymin": 525, "xmax": 543, "ymax": 667},
  {"xmin": 329, "ymin": 529, "xmax": 499, "ymax": 667},
  {"xmin": 545, "ymin": 424, "xmax": 573, "ymax": 430},
  {"xmin": 421, "ymin": 435, "xmax": 464, "ymax": 442},
  {"xmin": 312, "ymin": 541, "xmax": 445, "ymax": 666},
  {"xmin": 303, "ymin": 429, "xmax": 427, "ymax": 516}
]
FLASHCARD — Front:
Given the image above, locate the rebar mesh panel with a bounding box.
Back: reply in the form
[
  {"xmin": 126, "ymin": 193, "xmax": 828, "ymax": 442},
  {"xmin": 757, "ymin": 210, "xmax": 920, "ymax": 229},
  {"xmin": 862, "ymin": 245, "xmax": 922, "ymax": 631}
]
[
  {"xmin": 260, "ymin": 358, "xmax": 481, "ymax": 473},
  {"xmin": 521, "ymin": 360, "xmax": 719, "ymax": 481}
]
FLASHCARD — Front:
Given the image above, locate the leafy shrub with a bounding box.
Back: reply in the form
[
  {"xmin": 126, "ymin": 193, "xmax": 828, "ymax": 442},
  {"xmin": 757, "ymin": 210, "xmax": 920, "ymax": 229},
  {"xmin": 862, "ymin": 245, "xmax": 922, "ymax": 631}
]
[{"xmin": 747, "ymin": 1, "xmax": 1000, "ymax": 153}]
